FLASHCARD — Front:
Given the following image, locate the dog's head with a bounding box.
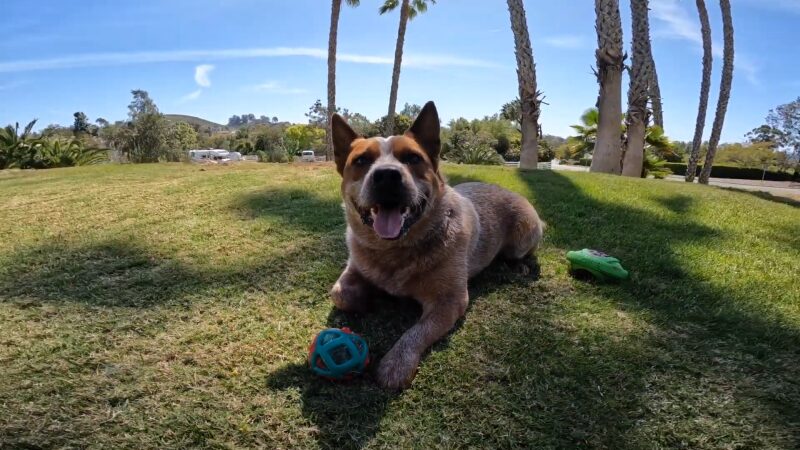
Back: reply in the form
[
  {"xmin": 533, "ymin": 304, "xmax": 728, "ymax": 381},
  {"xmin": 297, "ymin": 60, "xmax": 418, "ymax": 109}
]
[{"xmin": 332, "ymin": 101, "xmax": 444, "ymax": 241}]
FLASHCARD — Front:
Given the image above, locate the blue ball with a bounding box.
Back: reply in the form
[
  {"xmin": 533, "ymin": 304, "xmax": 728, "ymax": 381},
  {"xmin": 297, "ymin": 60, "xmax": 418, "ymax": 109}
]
[{"xmin": 307, "ymin": 327, "xmax": 370, "ymax": 380}]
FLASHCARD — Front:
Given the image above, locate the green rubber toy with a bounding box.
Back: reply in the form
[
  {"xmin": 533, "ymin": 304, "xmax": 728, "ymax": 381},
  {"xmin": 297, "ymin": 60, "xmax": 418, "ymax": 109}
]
[{"xmin": 566, "ymin": 249, "xmax": 629, "ymax": 282}]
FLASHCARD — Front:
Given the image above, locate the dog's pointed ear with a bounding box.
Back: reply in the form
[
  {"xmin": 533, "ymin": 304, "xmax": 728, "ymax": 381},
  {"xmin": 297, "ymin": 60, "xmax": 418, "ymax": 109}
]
[
  {"xmin": 332, "ymin": 114, "xmax": 359, "ymax": 175},
  {"xmin": 405, "ymin": 101, "xmax": 441, "ymax": 170}
]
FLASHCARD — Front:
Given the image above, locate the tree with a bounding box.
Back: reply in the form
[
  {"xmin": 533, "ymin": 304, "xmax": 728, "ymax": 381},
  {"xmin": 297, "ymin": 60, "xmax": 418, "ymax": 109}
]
[
  {"xmin": 506, "ymin": 0, "xmax": 542, "ymax": 170},
  {"xmin": 128, "ymin": 89, "xmax": 159, "ymax": 120},
  {"xmin": 764, "ymin": 97, "xmax": 800, "ymax": 174},
  {"xmin": 285, "ymin": 124, "xmax": 326, "ymax": 151},
  {"xmin": 746, "ymin": 124, "xmax": 782, "ymax": 147},
  {"xmin": 95, "ymin": 118, "xmax": 109, "ymax": 128},
  {"xmin": 36, "ymin": 138, "xmax": 107, "ymax": 168},
  {"xmin": 649, "ymin": 55, "xmax": 663, "ymax": 129},
  {"xmin": 621, "ymin": 0, "xmax": 655, "ymax": 177},
  {"xmin": 375, "ymin": 113, "xmax": 412, "ymax": 136},
  {"xmin": 271, "ymin": 116, "xmax": 279, "ymax": 124},
  {"xmin": 327, "ymin": 0, "xmax": 361, "ymax": 161},
  {"xmin": 685, "ymin": 0, "xmax": 713, "ymax": 183},
  {"xmin": 380, "ymin": 0, "xmax": 436, "ymax": 136},
  {"xmin": 698, "ymin": 0, "xmax": 734, "ymax": 184},
  {"xmin": 73, "ymin": 112, "xmax": 90, "ymax": 136},
  {"xmin": 306, "ymin": 99, "xmax": 332, "ymax": 129},
  {"xmin": 590, "ymin": 0, "xmax": 625, "ymax": 174},
  {"xmin": 567, "ymin": 108, "xmax": 601, "ymax": 159},
  {"xmin": 167, "ymin": 122, "xmax": 198, "ymax": 152},
  {"xmin": 399, "ymin": 103, "xmax": 422, "ymax": 117},
  {"xmin": 0, "ymin": 119, "xmax": 40, "ymax": 169}
]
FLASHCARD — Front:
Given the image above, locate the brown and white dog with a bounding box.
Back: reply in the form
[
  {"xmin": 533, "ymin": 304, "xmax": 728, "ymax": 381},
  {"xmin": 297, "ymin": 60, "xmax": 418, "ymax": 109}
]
[{"xmin": 330, "ymin": 101, "xmax": 544, "ymax": 389}]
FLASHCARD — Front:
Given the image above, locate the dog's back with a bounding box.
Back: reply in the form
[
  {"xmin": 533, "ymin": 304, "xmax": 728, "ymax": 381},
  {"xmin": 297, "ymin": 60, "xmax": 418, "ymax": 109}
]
[{"xmin": 454, "ymin": 182, "xmax": 545, "ymax": 277}]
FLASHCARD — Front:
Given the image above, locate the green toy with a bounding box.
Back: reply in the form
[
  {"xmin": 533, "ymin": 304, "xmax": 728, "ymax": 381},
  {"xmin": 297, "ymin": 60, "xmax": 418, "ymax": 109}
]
[
  {"xmin": 307, "ymin": 327, "xmax": 370, "ymax": 380},
  {"xmin": 566, "ymin": 249, "xmax": 629, "ymax": 282}
]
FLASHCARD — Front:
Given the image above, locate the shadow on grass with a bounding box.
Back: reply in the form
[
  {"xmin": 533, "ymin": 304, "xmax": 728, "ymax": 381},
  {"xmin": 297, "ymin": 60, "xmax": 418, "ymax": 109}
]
[
  {"xmin": 0, "ymin": 240, "xmax": 202, "ymax": 307},
  {"xmin": 449, "ymin": 170, "xmax": 800, "ymax": 447},
  {"xmin": 719, "ymin": 186, "xmax": 800, "ymax": 208},
  {"xmin": 264, "ymin": 255, "xmax": 539, "ymax": 449},
  {"xmin": 232, "ymin": 187, "xmax": 344, "ymax": 233}
]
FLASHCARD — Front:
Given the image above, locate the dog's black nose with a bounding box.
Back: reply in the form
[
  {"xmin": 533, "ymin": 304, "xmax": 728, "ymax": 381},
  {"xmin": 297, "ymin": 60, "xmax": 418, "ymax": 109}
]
[{"xmin": 372, "ymin": 167, "xmax": 402, "ymax": 186}]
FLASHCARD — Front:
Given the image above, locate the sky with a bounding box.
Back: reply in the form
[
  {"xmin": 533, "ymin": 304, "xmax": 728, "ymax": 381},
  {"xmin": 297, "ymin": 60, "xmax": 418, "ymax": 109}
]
[{"xmin": 1, "ymin": 0, "xmax": 799, "ymax": 142}]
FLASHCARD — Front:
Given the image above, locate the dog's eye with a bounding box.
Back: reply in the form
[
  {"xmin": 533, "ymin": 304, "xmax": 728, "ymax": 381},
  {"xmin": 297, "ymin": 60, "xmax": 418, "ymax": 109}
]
[
  {"xmin": 402, "ymin": 153, "xmax": 422, "ymax": 165},
  {"xmin": 354, "ymin": 155, "xmax": 372, "ymax": 166}
]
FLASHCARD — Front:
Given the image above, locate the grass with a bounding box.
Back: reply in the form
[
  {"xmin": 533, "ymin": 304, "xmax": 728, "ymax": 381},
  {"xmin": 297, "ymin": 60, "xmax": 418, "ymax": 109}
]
[{"xmin": 1, "ymin": 162, "xmax": 798, "ymax": 449}]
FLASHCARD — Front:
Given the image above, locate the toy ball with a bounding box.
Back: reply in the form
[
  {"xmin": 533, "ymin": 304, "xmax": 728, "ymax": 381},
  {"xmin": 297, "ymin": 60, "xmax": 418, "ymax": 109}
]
[{"xmin": 307, "ymin": 327, "xmax": 370, "ymax": 380}]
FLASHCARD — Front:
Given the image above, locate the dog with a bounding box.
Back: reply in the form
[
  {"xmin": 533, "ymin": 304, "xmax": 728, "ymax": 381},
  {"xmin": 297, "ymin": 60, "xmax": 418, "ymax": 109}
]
[{"xmin": 329, "ymin": 101, "xmax": 545, "ymax": 389}]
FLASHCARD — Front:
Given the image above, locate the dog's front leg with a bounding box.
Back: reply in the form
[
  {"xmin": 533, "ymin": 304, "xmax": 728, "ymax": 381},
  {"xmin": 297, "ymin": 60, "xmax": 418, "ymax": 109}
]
[
  {"xmin": 376, "ymin": 288, "xmax": 468, "ymax": 390},
  {"xmin": 330, "ymin": 263, "xmax": 375, "ymax": 313}
]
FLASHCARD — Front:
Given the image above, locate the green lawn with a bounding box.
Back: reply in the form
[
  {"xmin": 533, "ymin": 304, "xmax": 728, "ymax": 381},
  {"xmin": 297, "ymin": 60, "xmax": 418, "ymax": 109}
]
[{"xmin": 1, "ymin": 162, "xmax": 798, "ymax": 449}]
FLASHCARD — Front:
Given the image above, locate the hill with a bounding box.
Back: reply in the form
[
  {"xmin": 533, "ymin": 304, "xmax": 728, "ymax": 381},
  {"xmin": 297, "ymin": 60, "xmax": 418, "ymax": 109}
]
[
  {"xmin": 164, "ymin": 114, "xmax": 227, "ymax": 130},
  {"xmin": 0, "ymin": 163, "xmax": 798, "ymax": 448}
]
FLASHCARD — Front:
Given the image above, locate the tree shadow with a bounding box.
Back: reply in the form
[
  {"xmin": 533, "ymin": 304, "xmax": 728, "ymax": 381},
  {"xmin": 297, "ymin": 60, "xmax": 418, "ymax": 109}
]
[
  {"xmin": 231, "ymin": 187, "xmax": 344, "ymax": 234},
  {"xmin": 652, "ymin": 193, "xmax": 694, "ymax": 214},
  {"xmin": 719, "ymin": 186, "xmax": 800, "ymax": 208},
  {"xmin": 0, "ymin": 240, "xmax": 203, "ymax": 307},
  {"xmin": 446, "ymin": 169, "xmax": 800, "ymax": 446}
]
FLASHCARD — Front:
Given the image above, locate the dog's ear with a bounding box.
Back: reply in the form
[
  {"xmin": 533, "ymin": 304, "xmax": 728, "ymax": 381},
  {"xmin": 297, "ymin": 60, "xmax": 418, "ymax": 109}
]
[
  {"xmin": 405, "ymin": 101, "xmax": 441, "ymax": 170},
  {"xmin": 332, "ymin": 114, "xmax": 359, "ymax": 175}
]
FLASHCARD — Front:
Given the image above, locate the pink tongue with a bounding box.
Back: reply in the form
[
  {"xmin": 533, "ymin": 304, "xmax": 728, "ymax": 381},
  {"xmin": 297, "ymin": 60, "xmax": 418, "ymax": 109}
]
[{"xmin": 373, "ymin": 208, "xmax": 404, "ymax": 239}]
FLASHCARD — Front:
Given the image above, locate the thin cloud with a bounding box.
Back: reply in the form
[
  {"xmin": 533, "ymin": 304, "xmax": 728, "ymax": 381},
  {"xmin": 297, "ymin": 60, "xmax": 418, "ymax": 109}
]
[
  {"xmin": 0, "ymin": 47, "xmax": 500, "ymax": 73},
  {"xmin": 194, "ymin": 64, "xmax": 214, "ymax": 87},
  {"xmin": 651, "ymin": 0, "xmax": 760, "ymax": 86},
  {"xmin": 179, "ymin": 89, "xmax": 202, "ymax": 102},
  {"xmin": 251, "ymin": 81, "xmax": 308, "ymax": 95},
  {"xmin": 543, "ymin": 35, "xmax": 588, "ymax": 50}
]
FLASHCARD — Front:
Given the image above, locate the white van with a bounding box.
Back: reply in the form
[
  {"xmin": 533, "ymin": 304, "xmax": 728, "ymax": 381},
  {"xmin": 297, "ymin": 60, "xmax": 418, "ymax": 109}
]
[{"xmin": 301, "ymin": 150, "xmax": 315, "ymax": 162}]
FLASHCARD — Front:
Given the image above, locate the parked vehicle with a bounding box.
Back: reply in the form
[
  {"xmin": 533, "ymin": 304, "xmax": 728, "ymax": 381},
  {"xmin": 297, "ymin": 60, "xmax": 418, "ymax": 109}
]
[
  {"xmin": 301, "ymin": 150, "xmax": 315, "ymax": 162},
  {"xmin": 188, "ymin": 149, "xmax": 241, "ymax": 162}
]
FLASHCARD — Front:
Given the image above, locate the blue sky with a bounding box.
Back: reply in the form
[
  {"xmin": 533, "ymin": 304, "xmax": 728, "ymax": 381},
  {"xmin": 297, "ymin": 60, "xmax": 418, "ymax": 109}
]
[{"xmin": 1, "ymin": 0, "xmax": 798, "ymax": 142}]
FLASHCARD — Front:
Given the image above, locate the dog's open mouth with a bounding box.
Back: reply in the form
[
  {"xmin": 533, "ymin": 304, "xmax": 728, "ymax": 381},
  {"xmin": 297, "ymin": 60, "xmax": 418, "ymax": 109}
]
[{"xmin": 359, "ymin": 202, "xmax": 425, "ymax": 240}]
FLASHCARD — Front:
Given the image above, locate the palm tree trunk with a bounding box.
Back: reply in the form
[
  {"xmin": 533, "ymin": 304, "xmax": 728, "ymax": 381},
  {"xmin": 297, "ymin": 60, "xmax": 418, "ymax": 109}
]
[
  {"xmin": 622, "ymin": 0, "xmax": 653, "ymax": 177},
  {"xmin": 686, "ymin": 0, "xmax": 713, "ymax": 182},
  {"xmin": 590, "ymin": 0, "xmax": 625, "ymax": 174},
  {"xmin": 698, "ymin": 0, "xmax": 733, "ymax": 184},
  {"xmin": 327, "ymin": 0, "xmax": 343, "ymax": 161},
  {"xmin": 649, "ymin": 54, "xmax": 663, "ymax": 129},
  {"xmin": 506, "ymin": 0, "xmax": 540, "ymax": 170},
  {"xmin": 385, "ymin": 0, "xmax": 410, "ymax": 137}
]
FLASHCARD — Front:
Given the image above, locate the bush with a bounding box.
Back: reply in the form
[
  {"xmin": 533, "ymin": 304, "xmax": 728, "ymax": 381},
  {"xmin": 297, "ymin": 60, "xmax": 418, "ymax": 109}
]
[
  {"xmin": 665, "ymin": 163, "xmax": 795, "ymax": 181},
  {"xmin": 578, "ymin": 158, "xmax": 591, "ymax": 167},
  {"xmin": 445, "ymin": 130, "xmax": 503, "ymax": 165}
]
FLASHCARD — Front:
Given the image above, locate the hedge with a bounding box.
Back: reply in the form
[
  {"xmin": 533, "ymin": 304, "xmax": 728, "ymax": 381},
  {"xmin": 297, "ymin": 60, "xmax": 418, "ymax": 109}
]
[{"xmin": 665, "ymin": 163, "xmax": 796, "ymax": 181}]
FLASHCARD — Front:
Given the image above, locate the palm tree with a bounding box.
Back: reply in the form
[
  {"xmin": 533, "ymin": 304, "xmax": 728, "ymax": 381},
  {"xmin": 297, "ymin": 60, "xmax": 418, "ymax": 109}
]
[
  {"xmin": 37, "ymin": 138, "xmax": 108, "ymax": 168},
  {"xmin": 698, "ymin": 0, "xmax": 734, "ymax": 184},
  {"xmin": 327, "ymin": 0, "xmax": 360, "ymax": 160},
  {"xmin": 590, "ymin": 0, "xmax": 625, "ymax": 174},
  {"xmin": 567, "ymin": 108, "xmax": 600, "ymax": 159},
  {"xmin": 622, "ymin": 0, "xmax": 655, "ymax": 177},
  {"xmin": 506, "ymin": 0, "xmax": 542, "ymax": 170},
  {"xmin": 380, "ymin": 0, "xmax": 436, "ymax": 137},
  {"xmin": 685, "ymin": 0, "xmax": 713, "ymax": 182},
  {"xmin": 0, "ymin": 119, "xmax": 40, "ymax": 169}
]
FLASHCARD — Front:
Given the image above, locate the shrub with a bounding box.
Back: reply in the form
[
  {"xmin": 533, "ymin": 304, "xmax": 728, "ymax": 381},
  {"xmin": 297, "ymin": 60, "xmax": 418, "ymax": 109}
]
[
  {"xmin": 665, "ymin": 163, "xmax": 795, "ymax": 181},
  {"xmin": 446, "ymin": 130, "xmax": 503, "ymax": 165}
]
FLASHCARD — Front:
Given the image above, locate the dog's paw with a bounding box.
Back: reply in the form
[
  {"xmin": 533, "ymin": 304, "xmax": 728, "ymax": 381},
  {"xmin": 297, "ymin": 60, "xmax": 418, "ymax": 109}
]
[
  {"xmin": 330, "ymin": 282, "xmax": 369, "ymax": 313},
  {"xmin": 376, "ymin": 347, "xmax": 420, "ymax": 390},
  {"xmin": 508, "ymin": 255, "xmax": 541, "ymax": 280}
]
